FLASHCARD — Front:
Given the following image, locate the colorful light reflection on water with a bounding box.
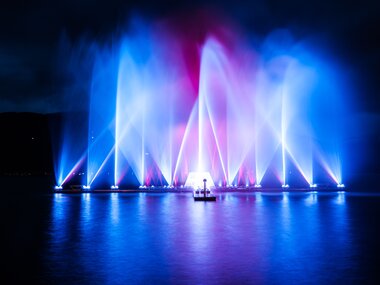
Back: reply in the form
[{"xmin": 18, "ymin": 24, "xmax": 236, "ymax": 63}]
[{"xmin": 39, "ymin": 192, "xmax": 380, "ymax": 284}]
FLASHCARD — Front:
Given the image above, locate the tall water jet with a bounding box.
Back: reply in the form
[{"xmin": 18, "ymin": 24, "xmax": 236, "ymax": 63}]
[{"xmin": 87, "ymin": 47, "xmax": 118, "ymax": 188}]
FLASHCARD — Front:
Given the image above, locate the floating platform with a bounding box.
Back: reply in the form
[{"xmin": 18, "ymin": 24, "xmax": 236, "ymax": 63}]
[
  {"xmin": 53, "ymin": 185, "xmax": 346, "ymax": 194},
  {"xmin": 193, "ymin": 189, "xmax": 216, "ymax": 201},
  {"xmin": 194, "ymin": 195, "xmax": 216, "ymax": 201}
]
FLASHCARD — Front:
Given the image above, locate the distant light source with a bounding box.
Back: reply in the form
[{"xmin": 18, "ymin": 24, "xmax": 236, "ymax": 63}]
[
  {"xmin": 254, "ymin": 184, "xmax": 262, "ymax": 188},
  {"xmin": 82, "ymin": 185, "xmax": 91, "ymax": 190},
  {"xmin": 282, "ymin": 184, "xmax": 289, "ymax": 188},
  {"xmin": 185, "ymin": 172, "xmax": 214, "ymax": 189},
  {"xmin": 111, "ymin": 185, "xmax": 119, "ymax": 190},
  {"xmin": 337, "ymin": 183, "xmax": 345, "ymax": 188},
  {"xmin": 54, "ymin": 185, "xmax": 63, "ymax": 190},
  {"xmin": 309, "ymin": 183, "xmax": 317, "ymax": 188}
]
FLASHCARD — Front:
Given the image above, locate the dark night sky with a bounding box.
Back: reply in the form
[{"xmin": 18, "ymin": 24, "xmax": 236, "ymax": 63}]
[{"xmin": 0, "ymin": 0, "xmax": 379, "ymax": 114}]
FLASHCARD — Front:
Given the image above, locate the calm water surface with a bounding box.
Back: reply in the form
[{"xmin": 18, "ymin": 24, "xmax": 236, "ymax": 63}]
[{"xmin": 3, "ymin": 191, "xmax": 380, "ymax": 284}]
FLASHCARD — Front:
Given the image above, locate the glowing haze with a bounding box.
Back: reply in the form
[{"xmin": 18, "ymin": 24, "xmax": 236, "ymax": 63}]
[{"xmin": 52, "ymin": 14, "xmax": 347, "ymax": 189}]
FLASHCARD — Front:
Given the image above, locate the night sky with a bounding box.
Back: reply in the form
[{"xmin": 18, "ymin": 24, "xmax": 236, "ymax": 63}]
[{"xmin": 0, "ymin": 0, "xmax": 379, "ymax": 114}]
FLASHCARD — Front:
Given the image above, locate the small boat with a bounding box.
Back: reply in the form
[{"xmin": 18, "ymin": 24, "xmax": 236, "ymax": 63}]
[{"xmin": 193, "ymin": 179, "xmax": 216, "ymax": 201}]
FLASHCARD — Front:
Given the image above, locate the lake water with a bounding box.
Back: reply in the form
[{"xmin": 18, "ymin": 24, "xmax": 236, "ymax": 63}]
[{"xmin": 3, "ymin": 191, "xmax": 380, "ymax": 284}]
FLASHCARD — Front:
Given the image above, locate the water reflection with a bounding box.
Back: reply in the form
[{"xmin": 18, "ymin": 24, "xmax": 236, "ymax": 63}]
[
  {"xmin": 47, "ymin": 192, "xmax": 360, "ymax": 284},
  {"xmin": 335, "ymin": 191, "xmax": 346, "ymax": 205},
  {"xmin": 81, "ymin": 193, "xmax": 91, "ymax": 223},
  {"xmin": 110, "ymin": 193, "xmax": 119, "ymax": 225},
  {"xmin": 255, "ymin": 191, "xmax": 263, "ymax": 204},
  {"xmin": 51, "ymin": 193, "xmax": 68, "ymax": 252}
]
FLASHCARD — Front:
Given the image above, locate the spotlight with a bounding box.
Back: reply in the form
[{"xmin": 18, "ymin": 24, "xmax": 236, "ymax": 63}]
[
  {"xmin": 309, "ymin": 184, "xmax": 317, "ymax": 188},
  {"xmin": 337, "ymin": 183, "xmax": 345, "ymax": 188},
  {"xmin": 139, "ymin": 185, "xmax": 143, "ymax": 189},
  {"xmin": 82, "ymin": 185, "xmax": 91, "ymax": 190},
  {"xmin": 282, "ymin": 184, "xmax": 289, "ymax": 188},
  {"xmin": 111, "ymin": 185, "xmax": 119, "ymax": 190},
  {"xmin": 54, "ymin": 185, "xmax": 63, "ymax": 190},
  {"xmin": 254, "ymin": 184, "xmax": 262, "ymax": 188}
]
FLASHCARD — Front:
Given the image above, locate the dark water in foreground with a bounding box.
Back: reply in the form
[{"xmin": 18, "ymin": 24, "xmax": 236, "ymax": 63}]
[{"xmin": 2, "ymin": 191, "xmax": 380, "ymax": 284}]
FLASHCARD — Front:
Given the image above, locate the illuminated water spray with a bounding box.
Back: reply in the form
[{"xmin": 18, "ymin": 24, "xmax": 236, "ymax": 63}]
[{"xmin": 53, "ymin": 22, "xmax": 347, "ymax": 189}]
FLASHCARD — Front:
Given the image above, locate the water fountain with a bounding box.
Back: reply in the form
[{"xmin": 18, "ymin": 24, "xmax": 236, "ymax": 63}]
[{"xmin": 52, "ymin": 20, "xmax": 346, "ymax": 191}]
